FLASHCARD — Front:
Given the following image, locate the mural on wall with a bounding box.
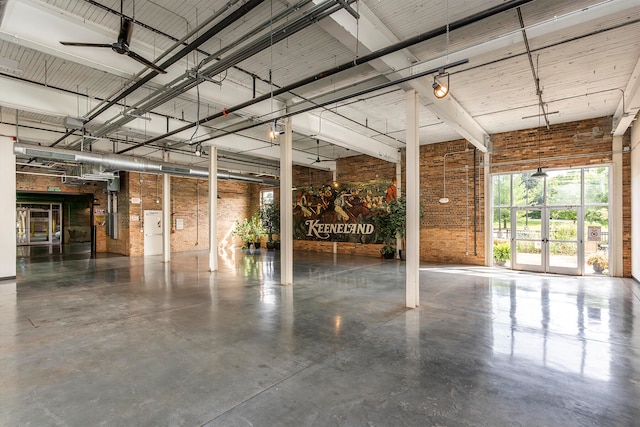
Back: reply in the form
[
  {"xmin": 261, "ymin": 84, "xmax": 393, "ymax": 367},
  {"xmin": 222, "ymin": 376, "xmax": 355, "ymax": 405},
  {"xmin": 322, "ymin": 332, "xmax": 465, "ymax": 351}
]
[{"xmin": 293, "ymin": 178, "xmax": 397, "ymax": 242}]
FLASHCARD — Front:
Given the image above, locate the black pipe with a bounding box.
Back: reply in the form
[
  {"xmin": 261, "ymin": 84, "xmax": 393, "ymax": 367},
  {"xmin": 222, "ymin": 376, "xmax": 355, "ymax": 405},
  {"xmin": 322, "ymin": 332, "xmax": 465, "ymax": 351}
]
[
  {"xmin": 198, "ymin": 59, "xmax": 470, "ymax": 144},
  {"xmin": 83, "ymin": 0, "xmax": 266, "ymax": 125},
  {"xmin": 117, "ymin": 0, "xmax": 351, "ymax": 153},
  {"xmin": 122, "ymin": 0, "xmax": 534, "ymax": 153},
  {"xmin": 474, "ymin": 147, "xmax": 478, "ymax": 256}
]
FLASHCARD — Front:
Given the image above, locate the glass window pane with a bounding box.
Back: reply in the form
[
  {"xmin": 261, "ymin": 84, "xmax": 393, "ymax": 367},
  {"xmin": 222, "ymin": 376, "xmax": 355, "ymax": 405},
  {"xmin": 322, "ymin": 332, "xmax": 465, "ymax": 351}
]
[
  {"xmin": 492, "ymin": 207, "xmax": 511, "ymax": 240},
  {"xmin": 584, "ymin": 167, "xmax": 609, "ymax": 205},
  {"xmin": 547, "ymin": 169, "xmax": 581, "ymax": 205},
  {"xmin": 261, "ymin": 190, "xmax": 274, "ymax": 206},
  {"xmin": 492, "ymin": 175, "xmax": 511, "ymax": 207},
  {"xmin": 513, "ymin": 173, "xmax": 544, "ymax": 207}
]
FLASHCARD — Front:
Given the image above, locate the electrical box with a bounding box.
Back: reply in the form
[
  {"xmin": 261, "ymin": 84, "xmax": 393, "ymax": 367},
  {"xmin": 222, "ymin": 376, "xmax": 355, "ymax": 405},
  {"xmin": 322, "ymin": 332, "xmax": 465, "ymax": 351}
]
[{"xmin": 107, "ymin": 177, "xmax": 120, "ymax": 192}]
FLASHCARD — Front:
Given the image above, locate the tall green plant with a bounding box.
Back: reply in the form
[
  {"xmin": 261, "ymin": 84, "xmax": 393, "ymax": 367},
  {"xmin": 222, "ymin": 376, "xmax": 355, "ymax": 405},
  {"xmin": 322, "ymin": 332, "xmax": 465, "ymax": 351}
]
[{"xmin": 259, "ymin": 202, "xmax": 280, "ymax": 242}]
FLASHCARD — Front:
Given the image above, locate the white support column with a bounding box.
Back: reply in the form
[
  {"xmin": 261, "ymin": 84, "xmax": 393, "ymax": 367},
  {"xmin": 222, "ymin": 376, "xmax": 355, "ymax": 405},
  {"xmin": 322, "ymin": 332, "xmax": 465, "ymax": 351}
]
[
  {"xmin": 209, "ymin": 146, "xmax": 219, "ymax": 272},
  {"xmin": 631, "ymin": 123, "xmax": 640, "ymax": 280},
  {"xmin": 484, "ymin": 151, "xmax": 492, "ymax": 266},
  {"xmin": 1, "ymin": 137, "xmax": 16, "ymax": 279},
  {"xmin": 395, "ymin": 161, "xmax": 402, "ymax": 198},
  {"xmin": 405, "ymin": 90, "xmax": 420, "ymax": 308},
  {"xmin": 280, "ymin": 118, "xmax": 294, "ymax": 285},
  {"xmin": 162, "ymin": 171, "xmax": 171, "ymax": 263},
  {"xmin": 611, "ymin": 135, "xmax": 623, "ymax": 277},
  {"xmin": 395, "ymin": 161, "xmax": 403, "ymax": 258}
]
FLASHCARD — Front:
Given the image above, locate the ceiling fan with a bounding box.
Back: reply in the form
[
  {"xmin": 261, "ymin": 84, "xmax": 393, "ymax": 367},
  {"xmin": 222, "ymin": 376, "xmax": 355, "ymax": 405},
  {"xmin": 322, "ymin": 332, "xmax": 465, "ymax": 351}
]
[
  {"xmin": 60, "ymin": 0, "xmax": 166, "ymax": 74},
  {"xmin": 309, "ymin": 139, "xmax": 335, "ymax": 164}
]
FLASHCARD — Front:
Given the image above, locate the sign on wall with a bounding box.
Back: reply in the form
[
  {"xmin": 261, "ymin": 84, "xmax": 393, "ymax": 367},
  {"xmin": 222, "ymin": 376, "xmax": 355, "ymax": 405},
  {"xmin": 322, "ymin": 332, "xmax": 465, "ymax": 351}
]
[
  {"xmin": 293, "ymin": 178, "xmax": 397, "ymax": 243},
  {"xmin": 587, "ymin": 226, "xmax": 602, "ymax": 241}
]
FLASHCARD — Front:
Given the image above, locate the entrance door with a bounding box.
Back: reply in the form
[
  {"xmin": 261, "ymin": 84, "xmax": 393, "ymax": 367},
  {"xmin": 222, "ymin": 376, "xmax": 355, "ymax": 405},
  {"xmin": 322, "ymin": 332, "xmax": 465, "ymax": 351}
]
[
  {"xmin": 547, "ymin": 207, "xmax": 581, "ymax": 275},
  {"xmin": 511, "ymin": 207, "xmax": 544, "ymax": 272},
  {"xmin": 511, "ymin": 207, "xmax": 581, "ymax": 274},
  {"xmin": 143, "ymin": 210, "xmax": 163, "ymax": 256}
]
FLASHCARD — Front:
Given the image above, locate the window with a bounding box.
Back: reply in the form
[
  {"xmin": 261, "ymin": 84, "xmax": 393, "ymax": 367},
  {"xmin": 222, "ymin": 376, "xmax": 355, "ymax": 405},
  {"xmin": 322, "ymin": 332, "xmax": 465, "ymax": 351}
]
[{"xmin": 261, "ymin": 190, "xmax": 274, "ymax": 206}]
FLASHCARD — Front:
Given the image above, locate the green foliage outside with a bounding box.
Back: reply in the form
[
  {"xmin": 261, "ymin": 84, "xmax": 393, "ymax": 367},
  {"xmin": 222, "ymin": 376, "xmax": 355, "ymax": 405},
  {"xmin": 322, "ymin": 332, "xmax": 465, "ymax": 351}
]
[
  {"xmin": 492, "ymin": 167, "xmax": 610, "ymax": 256},
  {"xmin": 493, "ymin": 240, "xmax": 510, "ymax": 263}
]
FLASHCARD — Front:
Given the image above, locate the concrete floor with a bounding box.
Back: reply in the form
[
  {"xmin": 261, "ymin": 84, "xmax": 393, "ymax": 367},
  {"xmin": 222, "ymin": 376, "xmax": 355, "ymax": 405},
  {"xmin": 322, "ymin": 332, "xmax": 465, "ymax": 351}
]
[{"xmin": 1, "ymin": 249, "xmax": 639, "ymax": 426}]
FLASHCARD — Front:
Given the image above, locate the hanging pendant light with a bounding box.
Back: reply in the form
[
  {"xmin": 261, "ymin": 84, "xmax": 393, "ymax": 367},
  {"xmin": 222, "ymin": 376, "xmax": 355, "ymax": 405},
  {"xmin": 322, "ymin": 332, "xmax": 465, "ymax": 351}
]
[
  {"xmin": 532, "ymin": 56, "xmax": 547, "ymax": 179},
  {"xmin": 532, "ymin": 166, "xmax": 547, "ymax": 178}
]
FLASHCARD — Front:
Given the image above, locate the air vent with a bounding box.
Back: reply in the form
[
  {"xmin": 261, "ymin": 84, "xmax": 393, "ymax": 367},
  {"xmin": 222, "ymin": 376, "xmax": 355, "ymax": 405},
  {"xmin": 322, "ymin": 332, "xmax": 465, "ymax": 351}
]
[
  {"xmin": 161, "ymin": 165, "xmax": 191, "ymax": 175},
  {"xmin": 25, "ymin": 149, "xmax": 76, "ymax": 161}
]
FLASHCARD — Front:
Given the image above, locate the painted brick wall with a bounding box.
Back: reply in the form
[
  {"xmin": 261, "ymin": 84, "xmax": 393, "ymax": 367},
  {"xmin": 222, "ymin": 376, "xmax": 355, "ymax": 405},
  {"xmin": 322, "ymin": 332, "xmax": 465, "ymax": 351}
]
[{"xmin": 292, "ymin": 157, "xmax": 396, "ymax": 257}]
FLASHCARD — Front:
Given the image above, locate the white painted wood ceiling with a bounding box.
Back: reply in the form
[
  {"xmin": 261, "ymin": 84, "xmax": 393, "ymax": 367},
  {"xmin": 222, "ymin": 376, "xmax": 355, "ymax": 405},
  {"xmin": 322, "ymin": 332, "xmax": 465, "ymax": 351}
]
[{"xmin": 1, "ymin": 0, "xmax": 639, "ymax": 176}]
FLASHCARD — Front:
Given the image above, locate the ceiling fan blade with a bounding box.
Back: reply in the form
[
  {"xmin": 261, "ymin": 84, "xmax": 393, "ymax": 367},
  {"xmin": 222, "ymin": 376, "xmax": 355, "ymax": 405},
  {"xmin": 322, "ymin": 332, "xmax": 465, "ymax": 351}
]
[
  {"xmin": 126, "ymin": 50, "xmax": 167, "ymax": 74},
  {"xmin": 118, "ymin": 19, "xmax": 134, "ymax": 47},
  {"xmin": 60, "ymin": 42, "xmax": 113, "ymax": 48}
]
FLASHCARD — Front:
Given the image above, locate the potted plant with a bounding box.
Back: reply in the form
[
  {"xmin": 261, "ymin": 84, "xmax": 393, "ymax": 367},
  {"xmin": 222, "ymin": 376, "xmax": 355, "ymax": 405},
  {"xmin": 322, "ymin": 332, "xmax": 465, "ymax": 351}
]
[
  {"xmin": 373, "ymin": 196, "xmax": 410, "ymax": 260},
  {"xmin": 493, "ymin": 240, "xmax": 510, "ymax": 266},
  {"xmin": 587, "ymin": 252, "xmax": 608, "ymax": 273},
  {"xmin": 388, "ymin": 197, "xmax": 408, "ymax": 259},
  {"xmin": 259, "ymin": 202, "xmax": 280, "ymax": 250},
  {"xmin": 233, "ymin": 214, "xmax": 265, "ymax": 250},
  {"xmin": 380, "ymin": 244, "xmax": 396, "ymax": 259},
  {"xmin": 373, "ymin": 208, "xmax": 397, "ymax": 259}
]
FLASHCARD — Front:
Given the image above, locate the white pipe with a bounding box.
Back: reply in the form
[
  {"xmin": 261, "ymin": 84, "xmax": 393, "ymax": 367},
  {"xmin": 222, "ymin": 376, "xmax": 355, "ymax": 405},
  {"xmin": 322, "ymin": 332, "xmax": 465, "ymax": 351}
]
[{"xmin": 13, "ymin": 142, "xmax": 279, "ymax": 184}]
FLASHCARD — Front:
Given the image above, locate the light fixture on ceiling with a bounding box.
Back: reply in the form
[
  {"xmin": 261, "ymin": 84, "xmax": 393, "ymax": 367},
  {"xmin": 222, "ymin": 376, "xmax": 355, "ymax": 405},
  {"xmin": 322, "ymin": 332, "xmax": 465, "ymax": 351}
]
[
  {"xmin": 432, "ymin": 67, "xmax": 449, "ymax": 99},
  {"xmin": 532, "ymin": 102, "xmax": 548, "ymax": 179},
  {"xmin": 269, "ymin": 120, "xmax": 284, "ymax": 139},
  {"xmin": 194, "ymin": 143, "xmax": 203, "ymax": 157}
]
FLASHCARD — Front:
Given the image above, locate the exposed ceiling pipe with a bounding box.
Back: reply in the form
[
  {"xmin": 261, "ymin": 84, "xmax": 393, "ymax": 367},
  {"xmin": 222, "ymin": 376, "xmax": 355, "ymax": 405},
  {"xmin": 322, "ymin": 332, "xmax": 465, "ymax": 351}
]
[
  {"xmin": 14, "ymin": 143, "xmax": 279, "ymax": 185},
  {"xmin": 81, "ymin": 0, "xmax": 244, "ymax": 118},
  {"xmin": 109, "ymin": 0, "xmax": 354, "ymax": 152},
  {"xmin": 517, "ymin": 7, "xmax": 549, "ymax": 129},
  {"xmin": 123, "ymin": 0, "xmax": 535, "ymax": 154},
  {"xmin": 50, "ymin": 0, "xmax": 267, "ymax": 147}
]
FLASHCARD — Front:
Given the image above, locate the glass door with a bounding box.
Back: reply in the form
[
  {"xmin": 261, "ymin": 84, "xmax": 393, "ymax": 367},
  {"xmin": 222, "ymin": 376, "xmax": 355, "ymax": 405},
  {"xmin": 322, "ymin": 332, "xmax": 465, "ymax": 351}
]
[
  {"xmin": 547, "ymin": 207, "xmax": 581, "ymax": 275},
  {"xmin": 28, "ymin": 209, "xmax": 51, "ymax": 244},
  {"xmin": 511, "ymin": 207, "xmax": 544, "ymax": 272}
]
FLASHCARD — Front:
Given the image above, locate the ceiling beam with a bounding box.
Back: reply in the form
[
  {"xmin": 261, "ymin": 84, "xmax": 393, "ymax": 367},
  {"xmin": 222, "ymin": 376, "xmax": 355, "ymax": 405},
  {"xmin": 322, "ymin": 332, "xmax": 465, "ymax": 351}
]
[
  {"xmin": 1, "ymin": 0, "xmax": 395, "ymax": 163},
  {"xmin": 308, "ymin": 0, "xmax": 489, "ymax": 152},
  {"xmin": 612, "ymin": 54, "xmax": 640, "ymax": 136}
]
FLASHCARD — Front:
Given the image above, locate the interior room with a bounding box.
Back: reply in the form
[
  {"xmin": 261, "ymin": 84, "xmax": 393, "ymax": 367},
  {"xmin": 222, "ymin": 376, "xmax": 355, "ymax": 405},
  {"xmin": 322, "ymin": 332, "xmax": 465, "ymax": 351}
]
[{"xmin": 1, "ymin": 0, "xmax": 639, "ymax": 425}]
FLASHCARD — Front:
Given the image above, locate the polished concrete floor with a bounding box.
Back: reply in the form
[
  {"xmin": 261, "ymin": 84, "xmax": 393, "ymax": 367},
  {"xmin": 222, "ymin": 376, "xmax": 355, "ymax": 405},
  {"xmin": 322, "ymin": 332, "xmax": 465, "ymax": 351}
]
[{"xmin": 1, "ymin": 249, "xmax": 639, "ymax": 426}]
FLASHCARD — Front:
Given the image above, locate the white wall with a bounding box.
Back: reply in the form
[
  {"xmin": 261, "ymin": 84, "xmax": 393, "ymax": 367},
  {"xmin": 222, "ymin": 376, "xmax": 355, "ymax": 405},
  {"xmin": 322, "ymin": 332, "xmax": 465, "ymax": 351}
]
[
  {"xmin": 632, "ymin": 123, "xmax": 640, "ymax": 281},
  {"xmin": 0, "ymin": 136, "xmax": 16, "ymax": 279}
]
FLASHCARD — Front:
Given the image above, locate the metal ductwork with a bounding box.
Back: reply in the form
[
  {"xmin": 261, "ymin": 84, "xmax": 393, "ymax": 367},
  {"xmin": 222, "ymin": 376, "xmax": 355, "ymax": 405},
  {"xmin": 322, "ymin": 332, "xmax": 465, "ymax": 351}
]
[{"xmin": 14, "ymin": 143, "xmax": 279, "ymax": 185}]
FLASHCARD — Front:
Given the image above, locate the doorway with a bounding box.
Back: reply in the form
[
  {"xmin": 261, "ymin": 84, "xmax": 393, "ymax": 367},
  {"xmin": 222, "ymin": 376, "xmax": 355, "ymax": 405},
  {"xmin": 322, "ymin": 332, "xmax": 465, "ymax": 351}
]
[
  {"xmin": 143, "ymin": 210, "xmax": 163, "ymax": 256},
  {"xmin": 16, "ymin": 204, "xmax": 62, "ymax": 246},
  {"xmin": 492, "ymin": 167, "xmax": 609, "ymax": 276},
  {"xmin": 511, "ymin": 206, "xmax": 581, "ymax": 275},
  {"xmin": 16, "ymin": 193, "xmax": 94, "ymax": 258}
]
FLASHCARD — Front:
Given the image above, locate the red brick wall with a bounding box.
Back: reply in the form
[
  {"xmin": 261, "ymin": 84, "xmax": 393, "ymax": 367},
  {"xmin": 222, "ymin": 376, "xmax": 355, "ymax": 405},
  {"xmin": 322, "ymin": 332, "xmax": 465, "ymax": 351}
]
[
  {"xmin": 490, "ymin": 116, "xmax": 631, "ymax": 276},
  {"xmin": 123, "ymin": 172, "xmax": 263, "ymax": 255},
  {"xmin": 289, "ymin": 116, "xmax": 631, "ymax": 276},
  {"xmin": 13, "ymin": 115, "xmax": 631, "ymax": 275},
  {"xmin": 418, "ymin": 141, "xmax": 484, "ymax": 265},
  {"xmin": 15, "ymin": 173, "xmax": 108, "ymax": 252}
]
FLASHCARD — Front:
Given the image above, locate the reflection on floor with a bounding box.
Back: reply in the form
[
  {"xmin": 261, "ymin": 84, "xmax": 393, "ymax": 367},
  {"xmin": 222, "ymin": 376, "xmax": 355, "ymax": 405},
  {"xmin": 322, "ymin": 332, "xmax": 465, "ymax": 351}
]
[{"xmin": 1, "ymin": 250, "xmax": 638, "ymax": 425}]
